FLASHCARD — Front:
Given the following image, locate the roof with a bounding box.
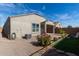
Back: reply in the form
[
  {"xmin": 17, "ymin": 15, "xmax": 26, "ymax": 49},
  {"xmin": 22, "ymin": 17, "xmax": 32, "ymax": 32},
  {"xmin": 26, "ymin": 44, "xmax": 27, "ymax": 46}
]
[
  {"xmin": 8, "ymin": 12, "xmax": 48, "ymax": 22},
  {"xmin": 9, "ymin": 12, "xmax": 47, "ymax": 19}
]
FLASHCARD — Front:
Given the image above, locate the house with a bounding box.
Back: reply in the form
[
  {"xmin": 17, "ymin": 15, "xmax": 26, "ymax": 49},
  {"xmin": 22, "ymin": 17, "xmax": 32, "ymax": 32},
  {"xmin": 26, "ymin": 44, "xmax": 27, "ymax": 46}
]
[{"xmin": 2, "ymin": 13, "xmax": 61, "ymax": 39}]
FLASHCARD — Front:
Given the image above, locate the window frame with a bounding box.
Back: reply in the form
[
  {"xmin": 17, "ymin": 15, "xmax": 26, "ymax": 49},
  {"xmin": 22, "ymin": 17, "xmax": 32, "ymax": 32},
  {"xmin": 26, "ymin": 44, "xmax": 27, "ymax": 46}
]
[{"xmin": 32, "ymin": 23, "xmax": 39, "ymax": 32}]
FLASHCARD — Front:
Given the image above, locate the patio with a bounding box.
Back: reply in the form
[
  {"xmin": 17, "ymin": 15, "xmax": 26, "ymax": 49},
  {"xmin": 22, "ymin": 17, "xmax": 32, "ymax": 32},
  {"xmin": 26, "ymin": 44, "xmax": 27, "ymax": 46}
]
[
  {"xmin": 0, "ymin": 37, "xmax": 43, "ymax": 56},
  {"xmin": 0, "ymin": 32, "xmax": 63, "ymax": 56}
]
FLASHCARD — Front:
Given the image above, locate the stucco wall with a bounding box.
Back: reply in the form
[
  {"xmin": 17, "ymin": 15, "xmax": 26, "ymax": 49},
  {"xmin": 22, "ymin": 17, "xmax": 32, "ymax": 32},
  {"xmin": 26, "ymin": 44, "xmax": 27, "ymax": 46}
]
[
  {"xmin": 2, "ymin": 17, "xmax": 10, "ymax": 38},
  {"xmin": 10, "ymin": 14, "xmax": 45, "ymax": 38}
]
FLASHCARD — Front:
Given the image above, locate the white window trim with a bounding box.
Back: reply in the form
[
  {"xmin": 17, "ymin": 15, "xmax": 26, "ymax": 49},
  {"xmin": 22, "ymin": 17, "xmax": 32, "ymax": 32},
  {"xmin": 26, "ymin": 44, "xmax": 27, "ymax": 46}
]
[{"xmin": 32, "ymin": 23, "xmax": 39, "ymax": 33}]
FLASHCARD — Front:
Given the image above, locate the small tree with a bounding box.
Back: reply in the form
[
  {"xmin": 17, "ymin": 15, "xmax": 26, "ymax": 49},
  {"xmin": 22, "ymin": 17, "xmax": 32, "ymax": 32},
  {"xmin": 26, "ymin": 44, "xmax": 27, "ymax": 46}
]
[
  {"xmin": 58, "ymin": 29, "xmax": 67, "ymax": 37},
  {"xmin": 37, "ymin": 34, "xmax": 51, "ymax": 46},
  {"xmin": 59, "ymin": 29, "xmax": 65, "ymax": 34}
]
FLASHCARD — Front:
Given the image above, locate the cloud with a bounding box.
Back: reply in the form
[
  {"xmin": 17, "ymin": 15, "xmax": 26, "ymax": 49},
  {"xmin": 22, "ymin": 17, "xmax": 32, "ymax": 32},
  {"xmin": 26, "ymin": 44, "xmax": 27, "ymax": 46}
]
[
  {"xmin": 53, "ymin": 13, "xmax": 79, "ymax": 27},
  {"xmin": 0, "ymin": 3, "xmax": 16, "ymax": 8},
  {"xmin": 55, "ymin": 12, "xmax": 79, "ymax": 21},
  {"xmin": 55, "ymin": 13, "xmax": 73, "ymax": 20},
  {"xmin": 0, "ymin": 3, "xmax": 30, "ymax": 15},
  {"xmin": 0, "ymin": 3, "xmax": 47, "ymax": 27},
  {"xmin": 0, "ymin": 14, "xmax": 8, "ymax": 27},
  {"xmin": 0, "ymin": 3, "xmax": 30, "ymax": 27},
  {"xmin": 30, "ymin": 9, "xmax": 44, "ymax": 15}
]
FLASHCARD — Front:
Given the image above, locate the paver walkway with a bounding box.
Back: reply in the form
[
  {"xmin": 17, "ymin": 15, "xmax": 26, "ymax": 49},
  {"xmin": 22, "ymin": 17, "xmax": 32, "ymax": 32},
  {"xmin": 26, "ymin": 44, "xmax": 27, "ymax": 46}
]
[{"xmin": 0, "ymin": 37, "xmax": 43, "ymax": 56}]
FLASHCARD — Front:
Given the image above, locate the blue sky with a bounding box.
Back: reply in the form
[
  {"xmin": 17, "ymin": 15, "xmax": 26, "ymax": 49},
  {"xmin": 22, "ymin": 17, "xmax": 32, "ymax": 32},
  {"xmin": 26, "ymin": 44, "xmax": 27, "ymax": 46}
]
[{"xmin": 0, "ymin": 3, "xmax": 79, "ymax": 27}]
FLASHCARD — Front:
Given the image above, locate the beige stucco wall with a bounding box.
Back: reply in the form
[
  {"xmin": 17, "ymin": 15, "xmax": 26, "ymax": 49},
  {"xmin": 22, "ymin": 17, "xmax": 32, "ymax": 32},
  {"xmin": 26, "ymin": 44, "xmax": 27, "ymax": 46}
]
[
  {"xmin": 2, "ymin": 17, "xmax": 10, "ymax": 38},
  {"xmin": 10, "ymin": 14, "xmax": 45, "ymax": 38}
]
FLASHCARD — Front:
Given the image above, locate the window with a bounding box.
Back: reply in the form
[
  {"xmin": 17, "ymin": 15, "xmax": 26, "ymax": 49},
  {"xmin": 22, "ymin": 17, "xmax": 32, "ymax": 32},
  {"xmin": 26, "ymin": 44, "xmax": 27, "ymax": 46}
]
[
  {"xmin": 32, "ymin": 23, "xmax": 36, "ymax": 32},
  {"xmin": 32, "ymin": 23, "xmax": 39, "ymax": 32},
  {"xmin": 36, "ymin": 24, "xmax": 39, "ymax": 31}
]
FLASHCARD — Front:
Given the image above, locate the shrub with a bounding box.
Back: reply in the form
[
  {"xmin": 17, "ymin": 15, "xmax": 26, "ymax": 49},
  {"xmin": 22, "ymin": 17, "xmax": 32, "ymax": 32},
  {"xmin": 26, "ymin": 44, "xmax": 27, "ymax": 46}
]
[
  {"xmin": 37, "ymin": 34, "xmax": 51, "ymax": 46},
  {"xmin": 59, "ymin": 29, "xmax": 65, "ymax": 34},
  {"xmin": 58, "ymin": 29, "xmax": 67, "ymax": 38},
  {"xmin": 53, "ymin": 37, "xmax": 58, "ymax": 42}
]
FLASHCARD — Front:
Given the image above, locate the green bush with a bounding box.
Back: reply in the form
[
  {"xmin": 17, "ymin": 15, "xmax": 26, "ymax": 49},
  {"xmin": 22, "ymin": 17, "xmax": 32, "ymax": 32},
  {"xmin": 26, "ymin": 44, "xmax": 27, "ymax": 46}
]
[
  {"xmin": 58, "ymin": 29, "xmax": 67, "ymax": 38},
  {"xmin": 59, "ymin": 29, "xmax": 65, "ymax": 34},
  {"xmin": 37, "ymin": 34, "xmax": 51, "ymax": 46}
]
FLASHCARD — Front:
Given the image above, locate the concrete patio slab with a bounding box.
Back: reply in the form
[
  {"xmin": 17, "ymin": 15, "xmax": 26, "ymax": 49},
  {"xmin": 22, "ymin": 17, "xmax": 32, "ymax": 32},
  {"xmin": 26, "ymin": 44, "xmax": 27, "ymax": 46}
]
[{"xmin": 0, "ymin": 37, "xmax": 43, "ymax": 56}]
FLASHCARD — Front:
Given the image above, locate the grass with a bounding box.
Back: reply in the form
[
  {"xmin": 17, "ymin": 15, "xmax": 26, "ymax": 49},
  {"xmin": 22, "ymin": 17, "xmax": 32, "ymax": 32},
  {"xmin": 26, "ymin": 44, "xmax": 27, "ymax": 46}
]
[{"xmin": 54, "ymin": 37, "xmax": 79, "ymax": 55}]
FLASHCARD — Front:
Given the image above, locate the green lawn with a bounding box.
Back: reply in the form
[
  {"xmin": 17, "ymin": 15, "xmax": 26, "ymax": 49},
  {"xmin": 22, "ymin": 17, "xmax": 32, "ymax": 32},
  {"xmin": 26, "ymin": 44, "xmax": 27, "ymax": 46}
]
[{"xmin": 54, "ymin": 37, "xmax": 79, "ymax": 55}]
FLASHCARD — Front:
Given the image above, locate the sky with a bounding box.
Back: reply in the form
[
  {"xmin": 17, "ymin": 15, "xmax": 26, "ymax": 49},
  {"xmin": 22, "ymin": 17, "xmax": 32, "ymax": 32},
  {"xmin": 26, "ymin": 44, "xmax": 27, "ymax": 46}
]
[{"xmin": 0, "ymin": 3, "xmax": 79, "ymax": 27}]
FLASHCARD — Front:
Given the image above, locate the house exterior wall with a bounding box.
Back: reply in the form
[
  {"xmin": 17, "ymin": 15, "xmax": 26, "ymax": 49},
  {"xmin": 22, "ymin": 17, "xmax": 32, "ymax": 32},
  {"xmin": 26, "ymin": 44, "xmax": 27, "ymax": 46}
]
[
  {"xmin": 10, "ymin": 14, "xmax": 45, "ymax": 39},
  {"xmin": 3, "ymin": 13, "xmax": 61, "ymax": 39},
  {"xmin": 2, "ymin": 17, "xmax": 10, "ymax": 38}
]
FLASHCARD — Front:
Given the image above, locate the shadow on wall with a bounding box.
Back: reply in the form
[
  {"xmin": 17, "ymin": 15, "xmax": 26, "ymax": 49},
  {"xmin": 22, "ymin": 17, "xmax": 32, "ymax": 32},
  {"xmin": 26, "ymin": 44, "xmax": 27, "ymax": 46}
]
[{"xmin": 2, "ymin": 17, "xmax": 10, "ymax": 39}]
